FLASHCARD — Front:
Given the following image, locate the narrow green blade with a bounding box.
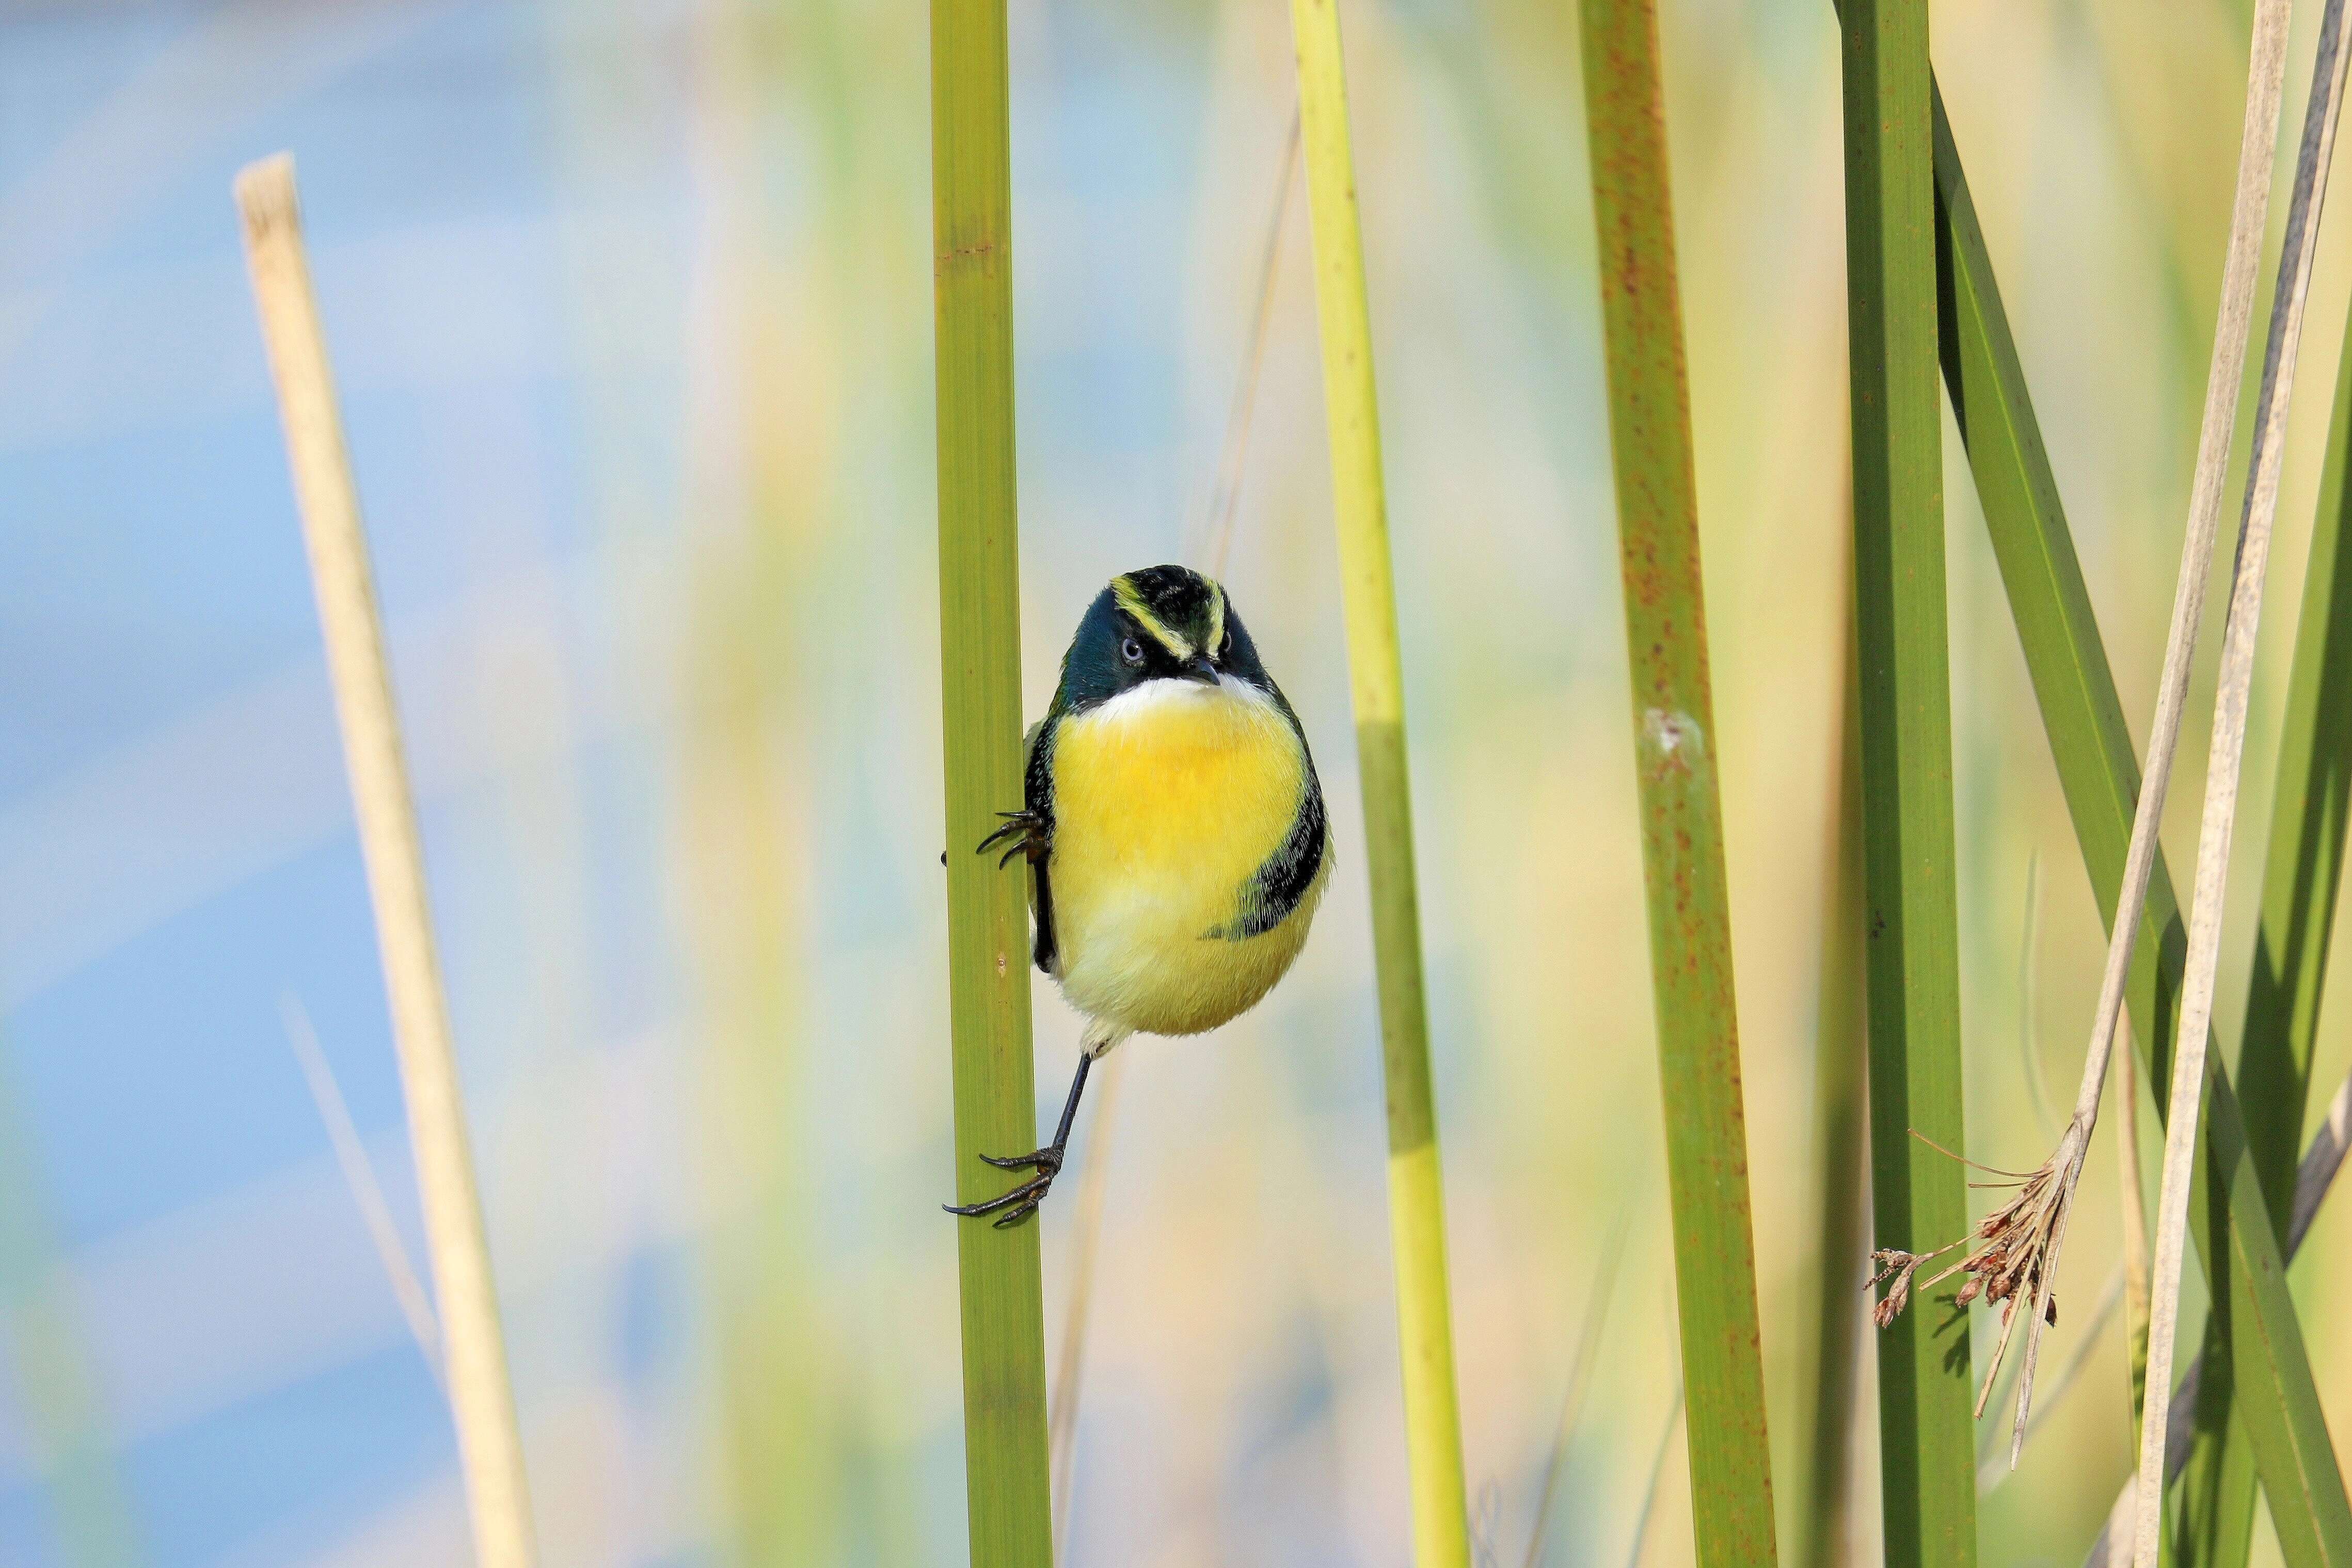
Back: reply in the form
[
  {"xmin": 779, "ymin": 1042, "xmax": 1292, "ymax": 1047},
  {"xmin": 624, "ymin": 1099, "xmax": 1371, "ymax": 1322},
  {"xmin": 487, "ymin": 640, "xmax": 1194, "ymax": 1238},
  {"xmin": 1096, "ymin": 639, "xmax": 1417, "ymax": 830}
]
[
  {"xmin": 1929, "ymin": 79, "xmax": 2352, "ymax": 1568},
  {"xmin": 1840, "ymin": 4, "xmax": 1980, "ymax": 1565},
  {"xmin": 931, "ymin": 0, "xmax": 1053, "ymax": 1558},
  {"xmin": 1576, "ymin": 2, "xmax": 1780, "ymax": 1564}
]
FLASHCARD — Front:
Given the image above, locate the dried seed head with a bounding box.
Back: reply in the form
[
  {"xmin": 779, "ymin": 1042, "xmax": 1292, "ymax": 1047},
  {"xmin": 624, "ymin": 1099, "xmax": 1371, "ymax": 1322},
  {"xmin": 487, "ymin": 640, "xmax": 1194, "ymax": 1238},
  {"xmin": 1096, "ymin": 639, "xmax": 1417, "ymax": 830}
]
[{"xmin": 1866, "ymin": 1125, "xmax": 2086, "ymax": 1461}]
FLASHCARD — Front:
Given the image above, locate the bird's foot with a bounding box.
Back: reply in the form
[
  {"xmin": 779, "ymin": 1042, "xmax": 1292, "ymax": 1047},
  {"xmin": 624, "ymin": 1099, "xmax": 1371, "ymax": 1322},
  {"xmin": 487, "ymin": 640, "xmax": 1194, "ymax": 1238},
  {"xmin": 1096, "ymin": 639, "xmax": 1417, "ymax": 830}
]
[
  {"xmin": 944, "ymin": 1145, "xmax": 1066, "ymax": 1228},
  {"xmin": 976, "ymin": 809, "xmax": 1049, "ymax": 869}
]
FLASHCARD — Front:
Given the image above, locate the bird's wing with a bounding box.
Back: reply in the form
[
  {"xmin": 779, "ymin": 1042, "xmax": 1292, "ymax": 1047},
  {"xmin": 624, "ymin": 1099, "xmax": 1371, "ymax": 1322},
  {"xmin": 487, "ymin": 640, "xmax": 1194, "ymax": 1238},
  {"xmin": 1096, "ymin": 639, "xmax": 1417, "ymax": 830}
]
[
  {"xmin": 1218, "ymin": 681, "xmax": 1331, "ymax": 939},
  {"xmin": 1223, "ymin": 773, "xmax": 1328, "ymax": 939},
  {"xmin": 1024, "ymin": 716, "xmax": 1059, "ymax": 975}
]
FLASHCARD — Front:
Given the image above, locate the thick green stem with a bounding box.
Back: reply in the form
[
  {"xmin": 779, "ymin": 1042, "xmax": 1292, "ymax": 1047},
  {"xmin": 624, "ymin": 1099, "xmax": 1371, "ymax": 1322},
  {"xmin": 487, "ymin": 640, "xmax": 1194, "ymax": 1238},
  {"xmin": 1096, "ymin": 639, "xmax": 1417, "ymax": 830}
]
[
  {"xmin": 1840, "ymin": 3, "xmax": 1979, "ymax": 1565},
  {"xmin": 932, "ymin": 0, "xmax": 1053, "ymax": 1558},
  {"xmin": 1577, "ymin": 2, "xmax": 1780, "ymax": 1564}
]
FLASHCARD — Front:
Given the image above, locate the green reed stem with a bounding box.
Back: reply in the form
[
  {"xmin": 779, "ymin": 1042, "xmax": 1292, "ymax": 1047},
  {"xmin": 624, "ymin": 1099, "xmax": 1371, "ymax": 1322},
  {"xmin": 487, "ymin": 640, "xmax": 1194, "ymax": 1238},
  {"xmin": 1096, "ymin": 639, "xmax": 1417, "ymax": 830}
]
[
  {"xmin": 1928, "ymin": 78, "xmax": 2352, "ymax": 1568},
  {"xmin": 932, "ymin": 0, "xmax": 1053, "ymax": 1558},
  {"xmin": 1840, "ymin": 2, "xmax": 1978, "ymax": 1562},
  {"xmin": 1576, "ymin": 3, "xmax": 1779, "ymax": 1563},
  {"xmin": 2175, "ymin": 236, "xmax": 2352, "ymax": 1568},
  {"xmin": 1287, "ymin": 2, "xmax": 1469, "ymax": 1561}
]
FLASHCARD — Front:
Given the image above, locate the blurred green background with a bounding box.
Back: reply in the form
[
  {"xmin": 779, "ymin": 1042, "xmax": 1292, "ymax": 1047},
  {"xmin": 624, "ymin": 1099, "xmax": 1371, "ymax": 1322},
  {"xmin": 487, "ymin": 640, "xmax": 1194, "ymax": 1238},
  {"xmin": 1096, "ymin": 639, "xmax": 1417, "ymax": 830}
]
[{"xmin": 1, "ymin": 0, "xmax": 2347, "ymax": 1563}]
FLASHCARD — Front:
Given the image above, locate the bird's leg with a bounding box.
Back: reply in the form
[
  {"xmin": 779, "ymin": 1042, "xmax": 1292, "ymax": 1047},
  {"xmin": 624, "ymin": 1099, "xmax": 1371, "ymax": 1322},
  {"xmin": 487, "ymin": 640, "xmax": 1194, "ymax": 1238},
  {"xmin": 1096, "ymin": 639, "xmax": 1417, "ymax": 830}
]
[
  {"xmin": 944, "ymin": 1051, "xmax": 1094, "ymax": 1228},
  {"xmin": 976, "ymin": 809, "xmax": 1048, "ymax": 869},
  {"xmin": 978, "ymin": 806, "xmax": 1057, "ymax": 973}
]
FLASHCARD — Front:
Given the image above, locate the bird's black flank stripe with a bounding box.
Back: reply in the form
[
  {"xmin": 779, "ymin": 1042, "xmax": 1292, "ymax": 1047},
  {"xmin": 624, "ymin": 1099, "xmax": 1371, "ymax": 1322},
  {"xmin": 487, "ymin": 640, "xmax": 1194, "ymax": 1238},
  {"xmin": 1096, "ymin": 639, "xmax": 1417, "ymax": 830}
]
[
  {"xmin": 1024, "ymin": 716, "xmax": 1059, "ymax": 974},
  {"xmin": 1225, "ymin": 778, "xmax": 1326, "ymax": 939}
]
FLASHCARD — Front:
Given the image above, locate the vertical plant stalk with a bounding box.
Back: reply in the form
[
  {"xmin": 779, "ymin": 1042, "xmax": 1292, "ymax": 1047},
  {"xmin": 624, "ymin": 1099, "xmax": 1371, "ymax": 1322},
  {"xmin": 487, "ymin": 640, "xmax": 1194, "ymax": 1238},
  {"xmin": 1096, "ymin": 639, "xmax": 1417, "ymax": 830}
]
[
  {"xmin": 1925, "ymin": 55, "xmax": 2351, "ymax": 1568},
  {"xmin": 1838, "ymin": 0, "xmax": 1977, "ymax": 1560},
  {"xmin": 235, "ymin": 154, "xmax": 537, "ymax": 1568},
  {"xmin": 1801, "ymin": 572, "xmax": 1868, "ymax": 1568},
  {"xmin": 1287, "ymin": 1, "xmax": 1471, "ymax": 1559},
  {"xmin": 2293, "ymin": 1062, "xmax": 2352, "ymax": 1246},
  {"xmin": 931, "ymin": 0, "xmax": 1055, "ymax": 1558},
  {"xmin": 2081, "ymin": 1053, "xmax": 2352, "ymax": 1568},
  {"xmin": 1980, "ymin": 0, "xmax": 2290, "ymax": 1475},
  {"xmin": 1577, "ymin": 2, "xmax": 1781, "ymax": 1563},
  {"xmin": 2178, "ymin": 35, "xmax": 2352, "ymax": 1557},
  {"xmin": 1862, "ymin": 0, "xmax": 2302, "ymax": 1470},
  {"xmin": 2136, "ymin": 9, "xmax": 2343, "ymax": 1564}
]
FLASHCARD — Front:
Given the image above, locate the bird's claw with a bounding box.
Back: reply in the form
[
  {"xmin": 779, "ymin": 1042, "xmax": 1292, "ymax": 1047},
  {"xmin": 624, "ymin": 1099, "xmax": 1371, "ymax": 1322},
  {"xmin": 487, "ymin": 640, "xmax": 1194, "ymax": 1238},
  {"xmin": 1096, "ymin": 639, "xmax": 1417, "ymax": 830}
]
[
  {"xmin": 977, "ymin": 809, "xmax": 1048, "ymax": 868},
  {"xmin": 981, "ymin": 1146, "xmax": 1063, "ymax": 1173},
  {"xmin": 944, "ymin": 1146, "xmax": 1066, "ymax": 1227}
]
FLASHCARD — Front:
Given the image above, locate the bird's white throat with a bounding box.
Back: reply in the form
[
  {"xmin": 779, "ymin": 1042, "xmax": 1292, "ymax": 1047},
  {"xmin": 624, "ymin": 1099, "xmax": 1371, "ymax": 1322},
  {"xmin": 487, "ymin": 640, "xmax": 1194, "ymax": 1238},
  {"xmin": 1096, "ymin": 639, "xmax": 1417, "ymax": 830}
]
[{"xmin": 1079, "ymin": 673, "xmax": 1277, "ymax": 730}]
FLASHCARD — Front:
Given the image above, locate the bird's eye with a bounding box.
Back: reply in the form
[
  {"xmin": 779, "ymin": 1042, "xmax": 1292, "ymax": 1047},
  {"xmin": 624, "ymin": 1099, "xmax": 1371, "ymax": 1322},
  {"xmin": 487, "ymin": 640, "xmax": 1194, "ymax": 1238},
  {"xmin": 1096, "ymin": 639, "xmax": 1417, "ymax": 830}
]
[{"xmin": 1120, "ymin": 637, "xmax": 1144, "ymax": 665}]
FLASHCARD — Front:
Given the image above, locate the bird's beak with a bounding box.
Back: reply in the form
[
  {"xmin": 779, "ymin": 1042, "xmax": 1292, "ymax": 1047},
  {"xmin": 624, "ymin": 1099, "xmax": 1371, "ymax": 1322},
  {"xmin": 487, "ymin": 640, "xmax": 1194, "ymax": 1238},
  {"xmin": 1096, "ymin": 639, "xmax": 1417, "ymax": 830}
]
[{"xmin": 1181, "ymin": 655, "xmax": 1220, "ymax": 686}]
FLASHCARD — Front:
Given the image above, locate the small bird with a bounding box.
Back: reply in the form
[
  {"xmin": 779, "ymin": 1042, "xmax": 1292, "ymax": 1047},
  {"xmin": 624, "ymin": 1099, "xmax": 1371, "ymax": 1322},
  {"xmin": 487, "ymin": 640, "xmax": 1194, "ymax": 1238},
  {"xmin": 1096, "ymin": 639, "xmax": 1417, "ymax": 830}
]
[{"xmin": 947, "ymin": 565, "xmax": 1332, "ymax": 1226}]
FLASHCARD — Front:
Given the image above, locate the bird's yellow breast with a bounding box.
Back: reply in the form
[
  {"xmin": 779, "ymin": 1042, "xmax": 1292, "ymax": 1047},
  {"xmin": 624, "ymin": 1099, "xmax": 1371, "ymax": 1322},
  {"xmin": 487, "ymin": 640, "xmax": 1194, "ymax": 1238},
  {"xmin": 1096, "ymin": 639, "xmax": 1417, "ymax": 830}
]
[{"xmin": 1048, "ymin": 679, "xmax": 1323, "ymax": 1037}]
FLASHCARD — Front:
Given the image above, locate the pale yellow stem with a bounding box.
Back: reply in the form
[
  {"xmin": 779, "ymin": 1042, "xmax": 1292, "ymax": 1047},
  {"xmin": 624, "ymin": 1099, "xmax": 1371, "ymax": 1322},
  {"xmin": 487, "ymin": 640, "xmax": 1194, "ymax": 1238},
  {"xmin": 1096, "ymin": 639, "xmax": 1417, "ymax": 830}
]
[
  {"xmin": 236, "ymin": 154, "xmax": 537, "ymax": 1568},
  {"xmin": 1288, "ymin": 2, "xmax": 1470, "ymax": 1561}
]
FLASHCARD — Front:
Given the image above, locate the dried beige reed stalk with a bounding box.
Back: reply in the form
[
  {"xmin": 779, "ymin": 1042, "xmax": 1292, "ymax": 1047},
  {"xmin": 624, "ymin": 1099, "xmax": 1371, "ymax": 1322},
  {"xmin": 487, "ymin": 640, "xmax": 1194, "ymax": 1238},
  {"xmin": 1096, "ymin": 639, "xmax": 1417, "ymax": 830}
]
[
  {"xmin": 2080, "ymin": 1054, "xmax": 2352, "ymax": 1568},
  {"xmin": 2295, "ymin": 1061, "xmax": 2352, "ymax": 1244},
  {"xmin": 2134, "ymin": 6, "xmax": 2348, "ymax": 1560},
  {"xmin": 1866, "ymin": 0, "xmax": 2297, "ymax": 1475},
  {"xmin": 236, "ymin": 154, "xmax": 537, "ymax": 1568},
  {"xmin": 1987, "ymin": 1054, "xmax": 2351, "ymax": 1511}
]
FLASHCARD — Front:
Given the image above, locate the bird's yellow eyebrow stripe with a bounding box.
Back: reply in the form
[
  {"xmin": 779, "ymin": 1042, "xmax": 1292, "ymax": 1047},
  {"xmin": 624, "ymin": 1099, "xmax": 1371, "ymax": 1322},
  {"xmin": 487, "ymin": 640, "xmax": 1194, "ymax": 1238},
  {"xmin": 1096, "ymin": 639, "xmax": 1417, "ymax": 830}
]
[
  {"xmin": 1112, "ymin": 574, "xmax": 1194, "ymax": 659},
  {"xmin": 1205, "ymin": 582, "xmax": 1226, "ymax": 657}
]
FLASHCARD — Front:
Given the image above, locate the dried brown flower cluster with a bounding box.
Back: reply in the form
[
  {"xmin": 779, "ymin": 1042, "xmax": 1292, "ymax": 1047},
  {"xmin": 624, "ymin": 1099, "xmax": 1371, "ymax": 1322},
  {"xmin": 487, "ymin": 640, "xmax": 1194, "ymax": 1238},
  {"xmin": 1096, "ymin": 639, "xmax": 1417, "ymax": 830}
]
[{"xmin": 1867, "ymin": 1130, "xmax": 2082, "ymax": 1422}]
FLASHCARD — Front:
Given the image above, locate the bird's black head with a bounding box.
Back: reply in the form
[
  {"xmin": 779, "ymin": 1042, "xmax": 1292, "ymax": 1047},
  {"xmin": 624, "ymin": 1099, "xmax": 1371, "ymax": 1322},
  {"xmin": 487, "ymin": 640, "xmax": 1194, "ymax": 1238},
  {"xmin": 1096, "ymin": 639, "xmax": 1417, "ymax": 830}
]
[{"xmin": 1056, "ymin": 564, "xmax": 1275, "ymax": 713}]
